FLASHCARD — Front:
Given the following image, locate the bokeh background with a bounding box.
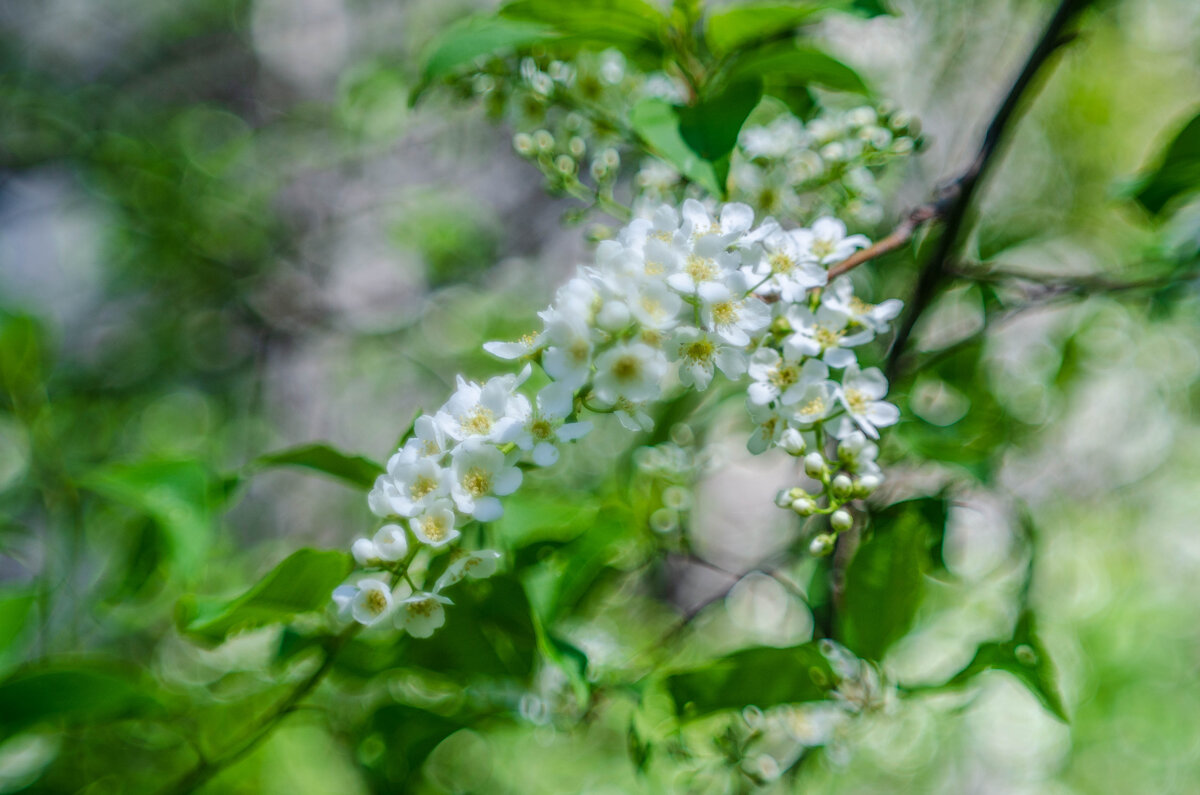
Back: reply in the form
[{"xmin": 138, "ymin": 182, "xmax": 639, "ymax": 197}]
[{"xmin": 2, "ymin": 0, "xmax": 1199, "ymax": 792}]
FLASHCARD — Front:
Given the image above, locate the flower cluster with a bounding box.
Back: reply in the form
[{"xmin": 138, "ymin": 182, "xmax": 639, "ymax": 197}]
[{"xmin": 336, "ymin": 199, "xmax": 903, "ymax": 632}]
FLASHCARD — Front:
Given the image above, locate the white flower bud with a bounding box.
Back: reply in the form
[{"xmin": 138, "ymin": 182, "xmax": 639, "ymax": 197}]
[
  {"xmin": 847, "ymin": 106, "xmax": 877, "ymax": 127},
  {"xmin": 819, "ymin": 141, "xmax": 846, "ymax": 162},
  {"xmin": 791, "ymin": 497, "xmax": 817, "ymax": 516},
  {"xmin": 372, "ymin": 523, "xmax": 409, "ymax": 562},
  {"xmin": 595, "ymin": 300, "xmax": 630, "ymax": 331},
  {"xmin": 856, "ymin": 474, "xmax": 882, "ymax": 496},
  {"xmin": 830, "ymin": 509, "xmax": 853, "ymax": 532},
  {"xmin": 831, "ymin": 474, "xmax": 853, "ymax": 498},
  {"xmin": 601, "ymin": 148, "xmax": 620, "ymax": 168},
  {"xmin": 352, "ymin": 538, "xmax": 381, "ymax": 568},
  {"xmin": 779, "ymin": 428, "xmax": 807, "ymax": 456},
  {"xmin": 892, "ymin": 136, "xmax": 915, "ymax": 155},
  {"xmin": 804, "ymin": 452, "xmax": 828, "ymax": 479},
  {"xmin": 555, "ymin": 154, "xmax": 576, "ymax": 175},
  {"xmin": 568, "ymin": 136, "xmax": 587, "ymax": 157},
  {"xmin": 533, "ymin": 129, "xmax": 554, "ymax": 151},
  {"xmin": 512, "ymin": 132, "xmax": 534, "ymax": 157},
  {"xmin": 809, "ymin": 533, "xmax": 835, "ymax": 557},
  {"xmin": 650, "ymin": 507, "xmax": 678, "ymax": 533}
]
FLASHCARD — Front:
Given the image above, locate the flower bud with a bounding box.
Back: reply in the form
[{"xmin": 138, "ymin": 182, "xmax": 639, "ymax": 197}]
[
  {"xmin": 774, "ymin": 489, "xmax": 794, "ymax": 509},
  {"xmin": 512, "ymin": 132, "xmax": 534, "ymax": 157},
  {"xmin": 856, "ymin": 474, "xmax": 881, "ymax": 496},
  {"xmin": 831, "ymin": 474, "xmax": 853, "ymax": 498},
  {"xmin": 352, "ymin": 538, "xmax": 381, "ymax": 568},
  {"xmin": 568, "ymin": 136, "xmax": 587, "ymax": 158},
  {"xmin": 555, "ymin": 154, "xmax": 576, "ymax": 175},
  {"xmin": 830, "ymin": 509, "xmax": 853, "ymax": 532},
  {"xmin": 533, "ymin": 129, "xmax": 554, "ymax": 152},
  {"xmin": 809, "ymin": 533, "xmax": 835, "ymax": 557},
  {"xmin": 779, "ymin": 428, "xmax": 807, "ymax": 456},
  {"xmin": 804, "ymin": 452, "xmax": 827, "ymax": 479},
  {"xmin": 791, "ymin": 497, "xmax": 817, "ymax": 516},
  {"xmin": 373, "ymin": 523, "xmax": 409, "ymax": 562}
]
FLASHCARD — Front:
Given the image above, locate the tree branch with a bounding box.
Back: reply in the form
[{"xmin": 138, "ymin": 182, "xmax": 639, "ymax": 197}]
[{"xmin": 868, "ymin": 0, "xmax": 1096, "ymax": 380}]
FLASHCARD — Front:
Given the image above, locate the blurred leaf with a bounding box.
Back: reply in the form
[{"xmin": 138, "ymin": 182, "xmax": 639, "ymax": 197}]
[
  {"xmin": 368, "ymin": 705, "xmax": 466, "ymax": 784},
  {"xmin": 0, "ymin": 590, "xmax": 36, "ymax": 676},
  {"xmin": 726, "ymin": 41, "xmax": 868, "ymax": 94},
  {"xmin": 944, "ymin": 610, "xmax": 1068, "ymax": 721},
  {"xmin": 404, "ymin": 576, "xmax": 538, "ymax": 679},
  {"xmin": 500, "ymin": 0, "xmax": 666, "ymax": 51},
  {"xmin": 838, "ymin": 498, "xmax": 934, "ymax": 661},
  {"xmin": 0, "ymin": 664, "xmax": 157, "ymax": 734},
  {"xmin": 178, "ymin": 548, "xmax": 352, "ymax": 645},
  {"xmin": 413, "ymin": 15, "xmax": 559, "ymax": 101},
  {"xmin": 703, "ymin": 3, "xmax": 826, "ymax": 56},
  {"xmin": 630, "ymin": 98, "xmax": 722, "ymax": 196},
  {"xmin": 1131, "ymin": 108, "xmax": 1200, "ymax": 216},
  {"xmin": 665, "ymin": 643, "xmax": 835, "ymax": 719},
  {"xmin": 678, "ymin": 80, "xmax": 763, "ymax": 164},
  {"xmin": 850, "ymin": 0, "xmax": 893, "ymax": 15},
  {"xmin": 0, "ymin": 314, "xmax": 48, "ymax": 414},
  {"xmin": 253, "ymin": 443, "xmax": 384, "ymax": 491},
  {"xmin": 81, "ymin": 460, "xmax": 220, "ymax": 579}
]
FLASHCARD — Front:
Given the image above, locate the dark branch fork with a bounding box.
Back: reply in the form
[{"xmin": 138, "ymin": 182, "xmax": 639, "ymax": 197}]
[{"xmin": 821, "ymin": 0, "xmax": 1096, "ymax": 381}]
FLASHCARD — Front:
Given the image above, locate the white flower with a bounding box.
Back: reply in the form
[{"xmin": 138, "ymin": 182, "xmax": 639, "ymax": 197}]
[
  {"xmin": 835, "ymin": 365, "xmax": 899, "ymax": 439},
  {"xmin": 793, "ymin": 217, "xmax": 870, "ymax": 266},
  {"xmin": 740, "ymin": 116, "xmax": 807, "ymax": 159},
  {"xmin": 821, "ymin": 276, "xmax": 903, "ymax": 334},
  {"xmin": 349, "ymin": 578, "xmax": 394, "ymax": 626},
  {"xmin": 449, "ymin": 441, "xmax": 523, "ymax": 521},
  {"xmin": 754, "ymin": 228, "xmax": 828, "ymax": 302},
  {"xmin": 512, "ymin": 392, "xmax": 593, "ymax": 467},
  {"xmin": 836, "ymin": 430, "xmax": 882, "ymax": 477},
  {"xmin": 680, "ymin": 199, "xmax": 755, "ymax": 255},
  {"xmin": 613, "ymin": 398, "xmax": 655, "ymax": 432},
  {"xmin": 436, "ymin": 369, "xmax": 531, "ymax": 445},
  {"xmin": 746, "ymin": 402, "xmax": 792, "ymax": 455},
  {"xmin": 697, "ymin": 273, "xmax": 771, "ymax": 346},
  {"xmin": 394, "ymin": 591, "xmax": 452, "ymax": 638},
  {"xmin": 373, "ymin": 523, "xmax": 409, "ymax": 561},
  {"xmin": 372, "ymin": 456, "xmax": 450, "ymax": 518},
  {"xmin": 665, "ymin": 249, "xmax": 737, "ymax": 296},
  {"xmin": 783, "ymin": 304, "xmax": 873, "ymax": 369},
  {"xmin": 668, "ymin": 326, "xmax": 747, "ymax": 391},
  {"xmin": 541, "ymin": 314, "xmax": 595, "ymax": 391},
  {"xmin": 627, "ymin": 277, "xmax": 684, "ymax": 334},
  {"xmin": 483, "ymin": 331, "xmax": 543, "ymax": 360},
  {"xmin": 592, "ymin": 341, "xmax": 668, "ymax": 405},
  {"xmin": 746, "ymin": 350, "xmax": 829, "ymax": 407},
  {"xmin": 790, "ymin": 379, "xmax": 839, "ymax": 426},
  {"xmin": 434, "ymin": 549, "xmax": 502, "ymax": 591},
  {"xmin": 409, "ymin": 498, "xmax": 461, "ymax": 547}
]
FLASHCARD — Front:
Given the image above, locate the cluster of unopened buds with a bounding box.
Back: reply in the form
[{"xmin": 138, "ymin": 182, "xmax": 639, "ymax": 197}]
[{"xmin": 334, "ymin": 198, "xmax": 903, "ymax": 634}]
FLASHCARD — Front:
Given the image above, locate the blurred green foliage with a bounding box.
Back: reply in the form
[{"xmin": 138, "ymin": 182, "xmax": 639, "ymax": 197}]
[{"xmin": 1, "ymin": 0, "xmax": 1199, "ymax": 793}]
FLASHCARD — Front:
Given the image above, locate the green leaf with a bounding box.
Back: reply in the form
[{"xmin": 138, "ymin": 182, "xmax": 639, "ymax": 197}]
[
  {"xmin": 850, "ymin": 0, "xmax": 893, "ymax": 15},
  {"xmin": 945, "ymin": 610, "xmax": 1068, "ymax": 721},
  {"xmin": 178, "ymin": 548, "xmax": 353, "ymax": 644},
  {"xmin": 630, "ymin": 98, "xmax": 722, "ymax": 196},
  {"xmin": 838, "ymin": 498, "xmax": 934, "ymax": 661},
  {"xmin": 1132, "ymin": 108, "xmax": 1200, "ymax": 216},
  {"xmin": 368, "ymin": 704, "xmax": 466, "ymax": 783},
  {"xmin": 413, "ymin": 15, "xmax": 559, "ymax": 101},
  {"xmin": 500, "ymin": 0, "xmax": 667, "ymax": 50},
  {"xmin": 666, "ymin": 643, "xmax": 836, "ymax": 719},
  {"xmin": 0, "ymin": 590, "xmax": 36, "ymax": 676},
  {"xmin": 253, "ymin": 443, "xmax": 384, "ymax": 491},
  {"xmin": 677, "ymin": 80, "xmax": 763, "ymax": 164},
  {"xmin": 81, "ymin": 460, "xmax": 221, "ymax": 579},
  {"xmin": 0, "ymin": 663, "xmax": 158, "ymax": 734},
  {"xmin": 726, "ymin": 41, "xmax": 868, "ymax": 94},
  {"xmin": 704, "ymin": 3, "xmax": 826, "ymax": 56},
  {"xmin": 0, "ymin": 314, "xmax": 48, "ymax": 414}
]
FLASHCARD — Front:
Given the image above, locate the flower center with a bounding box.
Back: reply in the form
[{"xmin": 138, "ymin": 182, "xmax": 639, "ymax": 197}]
[
  {"xmin": 407, "ymin": 598, "xmax": 436, "ymax": 618},
  {"xmin": 849, "ymin": 297, "xmax": 875, "ymax": 316},
  {"xmin": 462, "ymin": 406, "xmax": 495, "ymax": 435},
  {"xmin": 802, "ymin": 396, "xmax": 826, "ymax": 416},
  {"xmin": 711, "ymin": 301, "xmax": 739, "ymax": 326},
  {"xmin": 812, "ymin": 238, "xmax": 835, "ymax": 260},
  {"xmin": 420, "ymin": 513, "xmax": 449, "ymax": 542},
  {"xmin": 530, "ymin": 419, "xmax": 554, "ymax": 441},
  {"xmin": 640, "ymin": 296, "xmax": 664, "ymax": 318},
  {"xmin": 680, "ymin": 339, "xmax": 715, "ymax": 363},
  {"xmin": 845, "ymin": 388, "xmax": 868, "ymax": 415},
  {"xmin": 612, "ymin": 354, "xmax": 641, "ymax": 381},
  {"xmin": 365, "ymin": 589, "xmax": 389, "ymax": 615},
  {"xmin": 685, "ymin": 255, "xmax": 717, "ymax": 283},
  {"xmin": 769, "ymin": 252, "xmax": 795, "ymax": 275},
  {"xmin": 410, "ymin": 475, "xmax": 437, "ymax": 499},
  {"xmin": 769, "ymin": 365, "xmax": 798, "ymax": 389},
  {"xmin": 463, "ymin": 467, "xmax": 491, "ymax": 498},
  {"xmin": 569, "ymin": 339, "xmax": 590, "ymax": 364},
  {"xmin": 520, "ymin": 331, "xmax": 538, "ymax": 347},
  {"xmin": 644, "ymin": 260, "xmax": 664, "ymax": 275},
  {"xmin": 814, "ymin": 326, "xmax": 842, "ymax": 349},
  {"xmin": 652, "ymin": 230, "xmax": 673, "ymax": 243}
]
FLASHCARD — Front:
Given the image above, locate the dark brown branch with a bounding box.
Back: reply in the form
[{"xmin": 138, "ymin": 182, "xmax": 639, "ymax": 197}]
[{"xmin": 879, "ymin": 0, "xmax": 1096, "ymax": 380}]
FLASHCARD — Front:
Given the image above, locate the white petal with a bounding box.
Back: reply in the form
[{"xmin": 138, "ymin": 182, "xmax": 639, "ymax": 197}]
[
  {"xmin": 823, "ymin": 347, "xmax": 857, "ymax": 369},
  {"xmin": 472, "ymin": 496, "xmax": 503, "ymax": 522},
  {"xmin": 492, "ymin": 466, "xmax": 523, "ymax": 496},
  {"xmin": 865, "ymin": 401, "xmax": 900, "ymax": 427},
  {"xmin": 556, "ymin": 421, "xmax": 592, "ymax": 442},
  {"xmin": 483, "ymin": 340, "xmax": 531, "ymax": 359},
  {"xmin": 532, "ymin": 442, "xmax": 559, "ymax": 467}
]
